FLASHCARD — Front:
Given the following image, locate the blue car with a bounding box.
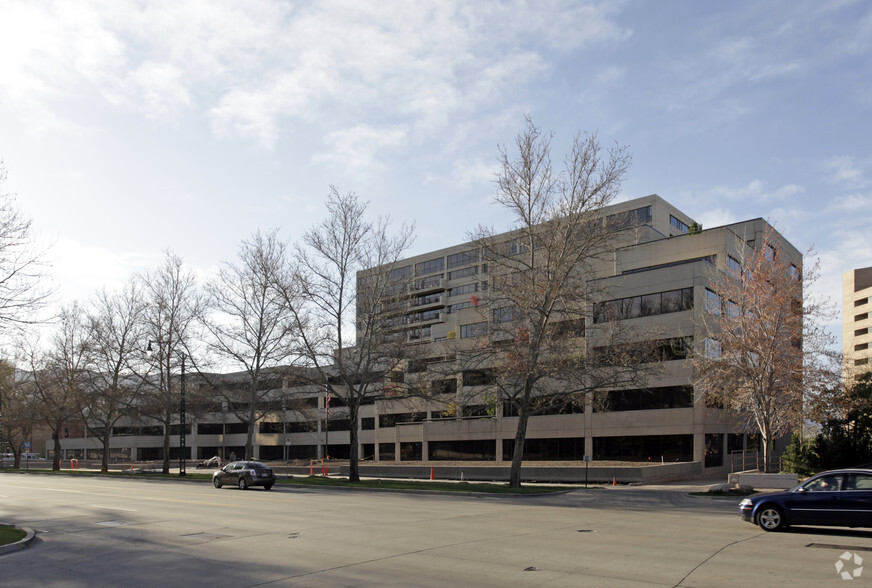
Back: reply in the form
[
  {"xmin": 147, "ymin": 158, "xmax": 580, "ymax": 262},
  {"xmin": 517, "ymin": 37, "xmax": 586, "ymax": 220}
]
[{"xmin": 739, "ymin": 468, "xmax": 872, "ymax": 531}]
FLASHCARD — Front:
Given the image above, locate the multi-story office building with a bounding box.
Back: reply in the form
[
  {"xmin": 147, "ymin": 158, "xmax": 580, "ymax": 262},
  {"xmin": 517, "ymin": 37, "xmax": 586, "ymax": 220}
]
[
  {"xmin": 843, "ymin": 266, "xmax": 872, "ymax": 378},
  {"xmin": 51, "ymin": 195, "xmax": 801, "ymax": 474},
  {"xmin": 352, "ymin": 194, "xmax": 801, "ymax": 472}
]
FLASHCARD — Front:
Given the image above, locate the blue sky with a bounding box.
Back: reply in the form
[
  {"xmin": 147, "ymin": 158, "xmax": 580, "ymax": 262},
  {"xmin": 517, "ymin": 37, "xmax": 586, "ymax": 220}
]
[{"xmin": 1, "ymin": 1, "xmax": 870, "ymax": 341}]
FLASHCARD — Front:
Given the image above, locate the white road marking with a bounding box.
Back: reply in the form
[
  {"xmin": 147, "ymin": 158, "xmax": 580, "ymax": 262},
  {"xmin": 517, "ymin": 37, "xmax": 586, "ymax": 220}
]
[{"xmin": 90, "ymin": 505, "xmax": 138, "ymax": 512}]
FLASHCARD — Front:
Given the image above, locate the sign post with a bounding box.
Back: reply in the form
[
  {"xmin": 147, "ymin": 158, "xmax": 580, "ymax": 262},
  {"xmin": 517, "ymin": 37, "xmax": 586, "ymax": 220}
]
[{"xmin": 583, "ymin": 455, "xmax": 591, "ymax": 488}]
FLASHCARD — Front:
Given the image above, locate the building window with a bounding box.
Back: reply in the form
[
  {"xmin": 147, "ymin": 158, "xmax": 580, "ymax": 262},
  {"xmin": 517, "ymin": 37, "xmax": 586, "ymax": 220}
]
[
  {"xmin": 670, "ymin": 215, "xmax": 689, "ymax": 233},
  {"xmin": 379, "ymin": 443, "xmax": 396, "ymax": 460},
  {"xmin": 856, "ymin": 313, "xmax": 869, "ymax": 322},
  {"xmin": 448, "ymin": 283, "xmax": 478, "ymax": 297},
  {"xmin": 606, "ymin": 205, "xmax": 653, "ymax": 230},
  {"xmin": 447, "ymin": 250, "xmax": 479, "ymax": 269},
  {"xmin": 856, "ymin": 328, "xmax": 869, "ymax": 337},
  {"xmin": 387, "ymin": 265, "xmax": 412, "ymax": 282},
  {"xmin": 462, "ymin": 369, "xmax": 496, "ymax": 386},
  {"xmin": 857, "ymin": 358, "xmax": 870, "ymax": 366},
  {"xmin": 727, "ymin": 256, "xmax": 741, "ymax": 275},
  {"xmin": 593, "ymin": 434, "xmax": 693, "ymax": 462},
  {"xmin": 594, "ymin": 287, "xmax": 693, "ymax": 323},
  {"xmin": 764, "ymin": 243, "xmax": 776, "ymax": 261},
  {"xmin": 413, "ymin": 275, "xmax": 442, "ymax": 290},
  {"xmin": 360, "ymin": 417, "xmax": 375, "ymax": 430},
  {"xmin": 705, "ymin": 289, "xmax": 721, "ymax": 315},
  {"xmin": 448, "ymin": 266, "xmax": 477, "ymax": 280},
  {"xmin": 447, "ymin": 301, "xmax": 473, "ymax": 313},
  {"xmin": 460, "ymin": 322, "xmax": 487, "ymax": 339},
  {"xmin": 493, "ymin": 306, "xmax": 518, "ymax": 323},
  {"xmin": 597, "ymin": 386, "xmax": 693, "ymax": 412},
  {"xmin": 705, "ymin": 337, "xmax": 722, "ymax": 359},
  {"xmin": 415, "ymin": 257, "xmax": 444, "ymax": 275},
  {"xmin": 856, "ymin": 297, "xmax": 869, "ymax": 307}
]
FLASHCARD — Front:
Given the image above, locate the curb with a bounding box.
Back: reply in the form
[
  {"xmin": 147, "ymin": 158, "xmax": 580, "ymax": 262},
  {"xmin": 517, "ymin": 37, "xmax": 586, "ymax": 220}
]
[{"xmin": 0, "ymin": 525, "xmax": 36, "ymax": 556}]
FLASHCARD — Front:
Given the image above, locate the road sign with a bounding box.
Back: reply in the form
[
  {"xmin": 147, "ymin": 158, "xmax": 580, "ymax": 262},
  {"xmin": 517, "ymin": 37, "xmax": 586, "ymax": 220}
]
[
  {"xmin": 285, "ymin": 437, "xmax": 291, "ymax": 446},
  {"xmin": 23, "ymin": 441, "xmax": 31, "ymax": 450},
  {"xmin": 583, "ymin": 455, "xmax": 591, "ymax": 462}
]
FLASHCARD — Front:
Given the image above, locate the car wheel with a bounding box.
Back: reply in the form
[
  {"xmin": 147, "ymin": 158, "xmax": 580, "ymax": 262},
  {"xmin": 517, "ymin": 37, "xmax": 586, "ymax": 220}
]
[
  {"xmin": 213, "ymin": 477, "xmax": 222, "ymax": 489},
  {"xmin": 757, "ymin": 505, "xmax": 785, "ymax": 531},
  {"xmin": 264, "ymin": 484, "xmax": 273, "ymax": 491},
  {"xmin": 238, "ymin": 476, "xmax": 248, "ymax": 490}
]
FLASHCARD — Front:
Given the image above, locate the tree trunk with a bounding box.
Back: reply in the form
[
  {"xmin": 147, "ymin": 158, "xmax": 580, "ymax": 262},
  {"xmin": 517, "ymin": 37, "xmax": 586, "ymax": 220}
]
[
  {"xmin": 52, "ymin": 427, "xmax": 62, "ymax": 471},
  {"xmin": 509, "ymin": 410, "xmax": 530, "ymax": 488},
  {"xmin": 101, "ymin": 434, "xmax": 111, "ymax": 473},
  {"xmin": 161, "ymin": 424, "xmax": 171, "ymax": 474}
]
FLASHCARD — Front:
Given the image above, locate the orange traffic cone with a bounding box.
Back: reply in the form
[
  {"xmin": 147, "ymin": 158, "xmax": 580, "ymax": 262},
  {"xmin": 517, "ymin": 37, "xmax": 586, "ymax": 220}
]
[
  {"xmin": 612, "ymin": 477, "xmax": 617, "ymax": 486},
  {"xmin": 430, "ymin": 467, "xmax": 435, "ymax": 480},
  {"xmin": 309, "ymin": 460, "xmax": 313, "ymax": 476}
]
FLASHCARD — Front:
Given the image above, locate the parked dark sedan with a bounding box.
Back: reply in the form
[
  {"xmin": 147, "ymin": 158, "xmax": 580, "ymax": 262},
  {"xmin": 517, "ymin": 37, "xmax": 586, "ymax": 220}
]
[
  {"xmin": 212, "ymin": 461, "xmax": 275, "ymax": 490},
  {"xmin": 739, "ymin": 468, "xmax": 872, "ymax": 531}
]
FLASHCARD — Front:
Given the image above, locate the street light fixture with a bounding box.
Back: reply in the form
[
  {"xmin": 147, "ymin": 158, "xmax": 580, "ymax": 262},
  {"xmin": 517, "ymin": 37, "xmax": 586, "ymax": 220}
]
[{"xmin": 147, "ymin": 341, "xmax": 187, "ymax": 477}]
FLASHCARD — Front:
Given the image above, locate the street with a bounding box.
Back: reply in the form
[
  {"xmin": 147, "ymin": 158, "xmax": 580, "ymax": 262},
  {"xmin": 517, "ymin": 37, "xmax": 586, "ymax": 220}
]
[{"xmin": 1, "ymin": 473, "xmax": 870, "ymax": 586}]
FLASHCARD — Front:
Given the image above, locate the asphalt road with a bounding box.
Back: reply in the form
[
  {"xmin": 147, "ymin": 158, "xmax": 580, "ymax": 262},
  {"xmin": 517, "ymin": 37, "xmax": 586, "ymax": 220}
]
[{"xmin": 1, "ymin": 473, "xmax": 870, "ymax": 587}]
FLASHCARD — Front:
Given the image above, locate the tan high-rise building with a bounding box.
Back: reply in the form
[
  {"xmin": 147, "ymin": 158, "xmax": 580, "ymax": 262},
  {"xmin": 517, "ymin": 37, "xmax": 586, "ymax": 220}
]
[{"xmin": 843, "ymin": 266, "xmax": 872, "ymax": 379}]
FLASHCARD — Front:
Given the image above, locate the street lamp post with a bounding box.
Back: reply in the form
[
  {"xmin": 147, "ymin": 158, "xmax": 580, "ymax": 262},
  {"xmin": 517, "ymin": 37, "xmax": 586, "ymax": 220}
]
[
  {"xmin": 179, "ymin": 353, "xmax": 186, "ymax": 477},
  {"xmin": 147, "ymin": 341, "xmax": 187, "ymax": 477}
]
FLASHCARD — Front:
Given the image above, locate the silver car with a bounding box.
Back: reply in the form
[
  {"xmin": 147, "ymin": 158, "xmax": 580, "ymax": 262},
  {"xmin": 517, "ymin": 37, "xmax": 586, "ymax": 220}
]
[{"xmin": 212, "ymin": 461, "xmax": 275, "ymax": 490}]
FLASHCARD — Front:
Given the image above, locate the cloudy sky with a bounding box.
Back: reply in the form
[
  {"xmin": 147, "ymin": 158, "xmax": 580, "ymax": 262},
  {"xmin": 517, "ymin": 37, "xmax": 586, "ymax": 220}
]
[{"xmin": 1, "ymin": 0, "xmax": 870, "ymax": 341}]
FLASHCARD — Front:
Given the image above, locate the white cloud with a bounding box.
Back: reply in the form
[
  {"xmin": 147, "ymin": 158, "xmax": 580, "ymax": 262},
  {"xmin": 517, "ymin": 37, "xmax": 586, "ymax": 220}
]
[
  {"xmin": 832, "ymin": 192, "xmax": 872, "ymax": 211},
  {"xmin": 312, "ymin": 124, "xmax": 409, "ymax": 173},
  {"xmin": 707, "ymin": 180, "xmax": 804, "ymax": 202},
  {"xmin": 0, "ymin": 0, "xmax": 632, "ymax": 151},
  {"xmin": 824, "ymin": 155, "xmax": 870, "ymax": 188},
  {"xmin": 695, "ymin": 208, "xmax": 739, "ymax": 230}
]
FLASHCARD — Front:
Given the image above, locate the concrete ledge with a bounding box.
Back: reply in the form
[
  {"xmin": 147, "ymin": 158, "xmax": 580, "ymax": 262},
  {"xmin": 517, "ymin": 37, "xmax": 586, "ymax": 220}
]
[
  {"xmin": 342, "ymin": 461, "xmax": 704, "ymax": 484},
  {"xmin": 0, "ymin": 525, "xmax": 35, "ymax": 556},
  {"xmin": 727, "ymin": 472, "xmax": 798, "ymax": 489}
]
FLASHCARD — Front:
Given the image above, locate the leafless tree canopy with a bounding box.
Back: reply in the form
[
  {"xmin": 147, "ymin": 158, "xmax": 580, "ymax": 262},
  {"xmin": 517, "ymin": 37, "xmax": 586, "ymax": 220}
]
[
  {"xmin": 0, "ymin": 163, "xmax": 53, "ymax": 332},
  {"xmin": 138, "ymin": 250, "xmax": 206, "ymax": 474},
  {"xmin": 83, "ymin": 280, "xmax": 147, "ymax": 472},
  {"xmin": 204, "ymin": 229, "xmax": 300, "ymax": 458},
  {"xmin": 25, "ymin": 303, "xmax": 92, "ymax": 471},
  {"xmin": 467, "ymin": 117, "xmax": 637, "ymax": 487},
  {"xmin": 693, "ymin": 226, "xmax": 842, "ymax": 471},
  {"xmin": 276, "ymin": 187, "xmax": 415, "ymax": 481}
]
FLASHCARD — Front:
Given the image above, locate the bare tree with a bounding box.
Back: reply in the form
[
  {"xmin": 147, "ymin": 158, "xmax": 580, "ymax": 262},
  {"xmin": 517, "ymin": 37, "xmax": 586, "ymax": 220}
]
[
  {"xmin": 693, "ymin": 225, "xmax": 842, "ymax": 472},
  {"xmin": 204, "ymin": 230, "xmax": 300, "ymax": 459},
  {"xmin": 83, "ymin": 280, "xmax": 147, "ymax": 472},
  {"xmin": 139, "ymin": 251, "xmax": 205, "ymax": 473},
  {"xmin": 0, "ymin": 162, "xmax": 53, "ymax": 332},
  {"xmin": 0, "ymin": 358, "xmax": 37, "ymax": 469},
  {"xmin": 275, "ymin": 188, "xmax": 414, "ymax": 482},
  {"xmin": 26, "ymin": 303, "xmax": 92, "ymax": 470},
  {"xmin": 466, "ymin": 117, "xmax": 639, "ymax": 488}
]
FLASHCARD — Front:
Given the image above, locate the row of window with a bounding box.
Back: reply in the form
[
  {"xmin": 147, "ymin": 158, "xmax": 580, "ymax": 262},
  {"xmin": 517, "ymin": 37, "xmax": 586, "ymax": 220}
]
[
  {"xmin": 365, "ymin": 435, "xmax": 694, "ymax": 462},
  {"xmin": 606, "ymin": 205, "xmax": 653, "ymax": 231},
  {"xmin": 670, "ymin": 215, "xmax": 689, "ymax": 233},
  {"xmin": 593, "ymin": 287, "xmax": 693, "ymax": 323}
]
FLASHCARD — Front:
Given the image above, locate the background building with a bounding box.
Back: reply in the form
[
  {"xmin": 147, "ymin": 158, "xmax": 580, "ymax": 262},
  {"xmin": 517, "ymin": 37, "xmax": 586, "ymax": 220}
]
[{"xmin": 844, "ymin": 266, "xmax": 872, "ymax": 379}]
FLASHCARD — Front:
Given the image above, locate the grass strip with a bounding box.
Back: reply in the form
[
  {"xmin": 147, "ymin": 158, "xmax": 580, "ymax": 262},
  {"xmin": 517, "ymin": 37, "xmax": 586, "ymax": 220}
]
[
  {"xmin": 1, "ymin": 468, "xmax": 567, "ymax": 494},
  {"xmin": 0, "ymin": 525, "xmax": 26, "ymax": 547}
]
